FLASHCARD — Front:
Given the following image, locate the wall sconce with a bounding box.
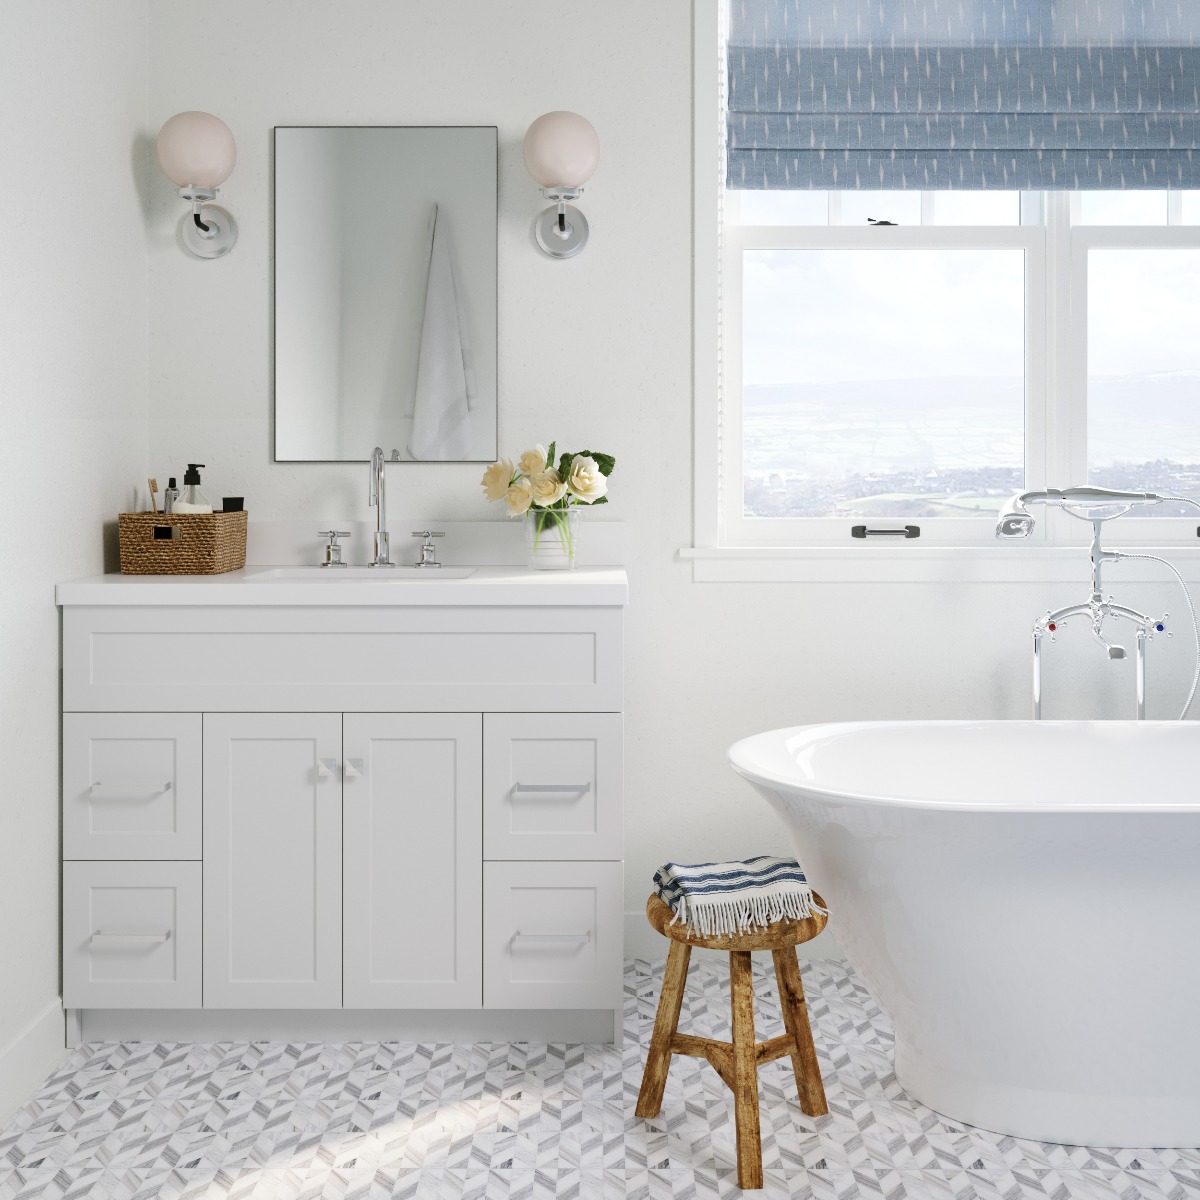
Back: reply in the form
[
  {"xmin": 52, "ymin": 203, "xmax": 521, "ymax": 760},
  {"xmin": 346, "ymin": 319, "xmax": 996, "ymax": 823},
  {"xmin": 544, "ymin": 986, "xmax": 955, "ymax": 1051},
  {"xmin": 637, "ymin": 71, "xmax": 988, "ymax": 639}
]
[
  {"xmin": 156, "ymin": 111, "xmax": 238, "ymax": 259},
  {"xmin": 522, "ymin": 111, "xmax": 599, "ymax": 259}
]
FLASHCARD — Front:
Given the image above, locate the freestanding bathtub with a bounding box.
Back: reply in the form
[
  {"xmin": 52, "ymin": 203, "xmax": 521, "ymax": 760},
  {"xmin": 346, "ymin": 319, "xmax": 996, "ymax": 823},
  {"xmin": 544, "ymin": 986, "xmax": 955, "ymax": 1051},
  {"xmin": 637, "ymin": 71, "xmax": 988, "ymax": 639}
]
[{"xmin": 728, "ymin": 720, "xmax": 1200, "ymax": 1147}]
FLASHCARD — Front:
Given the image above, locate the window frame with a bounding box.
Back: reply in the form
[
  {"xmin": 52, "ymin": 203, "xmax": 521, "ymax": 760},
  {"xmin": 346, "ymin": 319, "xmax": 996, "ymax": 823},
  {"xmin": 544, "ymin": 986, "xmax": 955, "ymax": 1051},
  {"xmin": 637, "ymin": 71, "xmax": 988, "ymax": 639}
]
[{"xmin": 688, "ymin": 0, "xmax": 1200, "ymax": 581}]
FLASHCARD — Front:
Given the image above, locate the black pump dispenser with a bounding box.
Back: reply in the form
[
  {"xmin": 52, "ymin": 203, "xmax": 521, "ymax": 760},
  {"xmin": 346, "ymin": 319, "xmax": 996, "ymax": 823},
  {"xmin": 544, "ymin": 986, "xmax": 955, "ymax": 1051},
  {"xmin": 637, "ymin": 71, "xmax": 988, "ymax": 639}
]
[{"xmin": 176, "ymin": 464, "xmax": 213, "ymax": 512}]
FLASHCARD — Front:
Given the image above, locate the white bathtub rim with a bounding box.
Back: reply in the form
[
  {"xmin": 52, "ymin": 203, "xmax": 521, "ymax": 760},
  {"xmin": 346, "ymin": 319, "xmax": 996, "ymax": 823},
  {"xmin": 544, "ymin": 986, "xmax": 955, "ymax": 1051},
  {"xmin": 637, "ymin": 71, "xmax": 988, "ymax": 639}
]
[
  {"xmin": 894, "ymin": 1036, "xmax": 1200, "ymax": 1149},
  {"xmin": 728, "ymin": 719, "xmax": 1200, "ymax": 814}
]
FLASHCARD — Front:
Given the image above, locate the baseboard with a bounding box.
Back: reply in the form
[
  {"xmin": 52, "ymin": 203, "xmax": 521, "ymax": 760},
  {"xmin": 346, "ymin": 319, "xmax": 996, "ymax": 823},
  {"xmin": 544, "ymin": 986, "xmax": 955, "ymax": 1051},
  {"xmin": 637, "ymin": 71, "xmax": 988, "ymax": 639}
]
[
  {"xmin": 624, "ymin": 912, "xmax": 844, "ymax": 961},
  {"xmin": 80, "ymin": 1007, "xmax": 620, "ymax": 1045},
  {"xmin": 0, "ymin": 998, "xmax": 67, "ymax": 1124}
]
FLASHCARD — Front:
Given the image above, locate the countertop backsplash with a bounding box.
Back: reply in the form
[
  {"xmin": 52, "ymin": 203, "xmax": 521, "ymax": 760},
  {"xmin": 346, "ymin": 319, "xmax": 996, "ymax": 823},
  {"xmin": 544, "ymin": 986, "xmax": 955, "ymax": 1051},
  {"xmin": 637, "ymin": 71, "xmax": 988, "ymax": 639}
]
[{"xmin": 244, "ymin": 518, "xmax": 627, "ymax": 568}]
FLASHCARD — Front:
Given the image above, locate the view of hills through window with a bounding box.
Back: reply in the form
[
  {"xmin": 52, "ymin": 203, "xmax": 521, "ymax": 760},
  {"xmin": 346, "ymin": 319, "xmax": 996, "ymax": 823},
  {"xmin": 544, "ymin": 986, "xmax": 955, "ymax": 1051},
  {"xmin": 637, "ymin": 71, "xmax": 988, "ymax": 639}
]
[
  {"xmin": 742, "ymin": 246, "xmax": 1026, "ymax": 519},
  {"xmin": 742, "ymin": 244, "xmax": 1200, "ymax": 519}
]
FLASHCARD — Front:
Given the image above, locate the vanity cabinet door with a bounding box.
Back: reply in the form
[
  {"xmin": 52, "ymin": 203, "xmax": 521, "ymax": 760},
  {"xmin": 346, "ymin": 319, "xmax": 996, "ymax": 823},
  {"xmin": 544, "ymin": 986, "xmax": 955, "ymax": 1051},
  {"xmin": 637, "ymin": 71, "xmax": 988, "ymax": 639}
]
[
  {"xmin": 203, "ymin": 712, "xmax": 343, "ymax": 1008},
  {"xmin": 342, "ymin": 713, "xmax": 482, "ymax": 1008}
]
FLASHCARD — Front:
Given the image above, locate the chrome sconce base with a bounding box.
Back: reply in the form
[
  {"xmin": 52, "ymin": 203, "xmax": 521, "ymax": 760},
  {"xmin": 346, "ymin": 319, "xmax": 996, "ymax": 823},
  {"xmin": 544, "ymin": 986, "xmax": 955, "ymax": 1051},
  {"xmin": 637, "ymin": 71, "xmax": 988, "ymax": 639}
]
[
  {"xmin": 176, "ymin": 186, "xmax": 238, "ymax": 259},
  {"xmin": 533, "ymin": 187, "xmax": 588, "ymax": 259}
]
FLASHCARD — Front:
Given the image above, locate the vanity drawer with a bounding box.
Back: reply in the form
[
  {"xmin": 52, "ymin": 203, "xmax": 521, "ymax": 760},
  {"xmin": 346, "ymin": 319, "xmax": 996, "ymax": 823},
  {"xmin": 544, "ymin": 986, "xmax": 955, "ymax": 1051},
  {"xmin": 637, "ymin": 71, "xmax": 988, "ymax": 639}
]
[
  {"xmin": 483, "ymin": 713, "xmax": 622, "ymax": 860},
  {"xmin": 64, "ymin": 606, "xmax": 623, "ymax": 713},
  {"xmin": 63, "ymin": 860, "xmax": 202, "ymax": 1008},
  {"xmin": 63, "ymin": 713, "xmax": 202, "ymax": 860},
  {"xmin": 483, "ymin": 860, "xmax": 622, "ymax": 1009}
]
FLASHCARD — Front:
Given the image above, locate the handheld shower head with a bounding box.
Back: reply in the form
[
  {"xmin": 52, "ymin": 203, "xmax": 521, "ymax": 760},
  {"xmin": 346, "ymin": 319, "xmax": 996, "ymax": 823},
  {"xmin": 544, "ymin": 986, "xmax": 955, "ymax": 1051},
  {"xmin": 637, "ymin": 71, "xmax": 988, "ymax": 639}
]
[
  {"xmin": 996, "ymin": 486, "xmax": 1167, "ymax": 539},
  {"xmin": 995, "ymin": 493, "xmax": 1035, "ymax": 538}
]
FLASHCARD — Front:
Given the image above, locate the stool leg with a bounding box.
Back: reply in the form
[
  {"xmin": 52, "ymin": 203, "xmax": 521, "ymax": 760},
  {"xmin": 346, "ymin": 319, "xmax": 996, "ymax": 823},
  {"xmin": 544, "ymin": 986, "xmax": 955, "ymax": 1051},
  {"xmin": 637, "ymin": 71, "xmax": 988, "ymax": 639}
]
[
  {"xmin": 635, "ymin": 939, "xmax": 691, "ymax": 1119},
  {"xmin": 729, "ymin": 950, "xmax": 763, "ymax": 1190},
  {"xmin": 772, "ymin": 946, "xmax": 828, "ymax": 1118}
]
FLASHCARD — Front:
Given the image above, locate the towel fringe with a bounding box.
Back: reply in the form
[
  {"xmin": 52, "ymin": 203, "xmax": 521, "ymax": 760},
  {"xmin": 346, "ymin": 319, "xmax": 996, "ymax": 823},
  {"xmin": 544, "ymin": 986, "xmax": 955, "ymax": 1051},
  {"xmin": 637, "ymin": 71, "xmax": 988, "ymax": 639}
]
[{"xmin": 669, "ymin": 885, "xmax": 826, "ymax": 939}]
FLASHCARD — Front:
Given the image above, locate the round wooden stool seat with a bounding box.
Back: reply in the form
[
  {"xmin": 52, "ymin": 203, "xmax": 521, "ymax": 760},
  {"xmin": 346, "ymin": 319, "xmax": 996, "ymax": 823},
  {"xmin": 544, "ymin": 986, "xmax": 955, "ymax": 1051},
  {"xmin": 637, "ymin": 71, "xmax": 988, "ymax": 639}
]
[
  {"xmin": 636, "ymin": 890, "xmax": 830, "ymax": 1191},
  {"xmin": 645, "ymin": 891, "xmax": 827, "ymax": 951}
]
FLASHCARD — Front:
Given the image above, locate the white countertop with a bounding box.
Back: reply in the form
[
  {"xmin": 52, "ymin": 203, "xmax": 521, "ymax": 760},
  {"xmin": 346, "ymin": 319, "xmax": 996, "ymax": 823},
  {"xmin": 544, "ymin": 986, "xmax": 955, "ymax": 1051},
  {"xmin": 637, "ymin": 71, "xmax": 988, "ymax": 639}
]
[{"xmin": 56, "ymin": 565, "xmax": 629, "ymax": 607}]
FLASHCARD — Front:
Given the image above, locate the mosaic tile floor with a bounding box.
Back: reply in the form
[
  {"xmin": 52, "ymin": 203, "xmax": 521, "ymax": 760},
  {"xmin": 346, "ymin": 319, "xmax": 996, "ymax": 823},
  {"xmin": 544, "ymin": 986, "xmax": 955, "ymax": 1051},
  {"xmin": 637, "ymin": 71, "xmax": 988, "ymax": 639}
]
[{"xmin": 2, "ymin": 957, "xmax": 1199, "ymax": 1198}]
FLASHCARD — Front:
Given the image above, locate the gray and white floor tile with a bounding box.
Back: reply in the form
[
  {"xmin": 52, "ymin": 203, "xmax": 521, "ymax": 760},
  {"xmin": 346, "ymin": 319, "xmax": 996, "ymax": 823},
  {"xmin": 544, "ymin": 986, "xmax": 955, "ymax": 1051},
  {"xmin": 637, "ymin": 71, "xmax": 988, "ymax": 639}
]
[{"xmin": 2, "ymin": 957, "xmax": 1197, "ymax": 1198}]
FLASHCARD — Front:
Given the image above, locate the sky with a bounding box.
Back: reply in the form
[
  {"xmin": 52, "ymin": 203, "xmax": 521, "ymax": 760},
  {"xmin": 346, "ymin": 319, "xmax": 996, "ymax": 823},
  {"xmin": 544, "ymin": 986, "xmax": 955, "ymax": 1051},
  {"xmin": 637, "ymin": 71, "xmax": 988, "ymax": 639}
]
[
  {"xmin": 740, "ymin": 242, "xmax": 1200, "ymax": 385},
  {"xmin": 742, "ymin": 246, "xmax": 1025, "ymax": 387}
]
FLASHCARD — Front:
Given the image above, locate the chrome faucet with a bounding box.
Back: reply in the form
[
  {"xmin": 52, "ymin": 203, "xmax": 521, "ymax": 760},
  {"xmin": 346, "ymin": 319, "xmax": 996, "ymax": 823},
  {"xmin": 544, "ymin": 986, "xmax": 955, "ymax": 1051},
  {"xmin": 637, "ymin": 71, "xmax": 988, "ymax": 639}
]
[
  {"xmin": 368, "ymin": 446, "xmax": 394, "ymax": 567},
  {"xmin": 994, "ymin": 486, "xmax": 1192, "ymax": 719}
]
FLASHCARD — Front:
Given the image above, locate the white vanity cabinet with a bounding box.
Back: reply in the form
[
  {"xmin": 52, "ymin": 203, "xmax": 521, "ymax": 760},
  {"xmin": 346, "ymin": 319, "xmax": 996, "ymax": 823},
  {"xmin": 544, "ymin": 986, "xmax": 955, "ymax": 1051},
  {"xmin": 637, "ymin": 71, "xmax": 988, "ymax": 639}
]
[{"xmin": 57, "ymin": 567, "xmax": 628, "ymax": 1042}]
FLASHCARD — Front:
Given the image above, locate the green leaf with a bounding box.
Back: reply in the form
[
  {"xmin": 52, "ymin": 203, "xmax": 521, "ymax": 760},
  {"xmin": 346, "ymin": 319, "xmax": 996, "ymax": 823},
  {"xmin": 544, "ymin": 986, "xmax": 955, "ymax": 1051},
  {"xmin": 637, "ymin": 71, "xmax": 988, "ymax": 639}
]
[
  {"xmin": 545, "ymin": 440, "xmax": 556, "ymax": 469},
  {"xmin": 587, "ymin": 495, "xmax": 608, "ymax": 505},
  {"xmin": 557, "ymin": 452, "xmax": 574, "ymax": 481}
]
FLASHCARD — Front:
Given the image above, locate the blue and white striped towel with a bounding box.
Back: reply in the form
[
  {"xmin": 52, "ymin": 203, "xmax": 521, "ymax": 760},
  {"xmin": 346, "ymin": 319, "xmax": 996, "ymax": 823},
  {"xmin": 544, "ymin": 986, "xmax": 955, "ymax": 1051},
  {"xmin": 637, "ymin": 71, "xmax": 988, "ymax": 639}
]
[{"xmin": 653, "ymin": 856, "xmax": 825, "ymax": 938}]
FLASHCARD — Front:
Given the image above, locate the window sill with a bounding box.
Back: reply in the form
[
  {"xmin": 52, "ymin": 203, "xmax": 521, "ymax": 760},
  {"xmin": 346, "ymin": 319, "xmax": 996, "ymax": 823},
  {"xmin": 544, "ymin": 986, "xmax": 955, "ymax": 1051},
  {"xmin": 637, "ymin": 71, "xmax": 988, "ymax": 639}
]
[{"xmin": 680, "ymin": 544, "xmax": 1200, "ymax": 583}]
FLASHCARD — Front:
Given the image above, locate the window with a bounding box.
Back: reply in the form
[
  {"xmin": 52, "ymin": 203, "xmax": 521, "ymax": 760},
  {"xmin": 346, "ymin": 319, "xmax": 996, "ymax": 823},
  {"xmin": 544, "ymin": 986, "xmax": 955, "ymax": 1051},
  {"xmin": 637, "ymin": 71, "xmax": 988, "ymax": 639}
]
[
  {"xmin": 720, "ymin": 193, "xmax": 1200, "ymax": 548},
  {"xmin": 692, "ymin": 1, "xmax": 1200, "ymax": 574},
  {"xmin": 730, "ymin": 226, "xmax": 1032, "ymax": 544}
]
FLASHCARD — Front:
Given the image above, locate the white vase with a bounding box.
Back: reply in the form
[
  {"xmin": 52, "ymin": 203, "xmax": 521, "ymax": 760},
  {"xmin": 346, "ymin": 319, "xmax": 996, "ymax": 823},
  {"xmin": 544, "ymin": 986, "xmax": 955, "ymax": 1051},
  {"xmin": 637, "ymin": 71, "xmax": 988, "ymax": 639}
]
[{"xmin": 525, "ymin": 506, "xmax": 580, "ymax": 570}]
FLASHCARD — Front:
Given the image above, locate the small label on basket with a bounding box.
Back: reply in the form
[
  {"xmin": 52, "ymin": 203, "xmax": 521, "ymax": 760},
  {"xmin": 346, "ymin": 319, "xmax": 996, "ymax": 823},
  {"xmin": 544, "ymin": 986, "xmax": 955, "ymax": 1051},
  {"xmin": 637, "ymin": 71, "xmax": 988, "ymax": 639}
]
[{"xmin": 153, "ymin": 526, "xmax": 180, "ymax": 540}]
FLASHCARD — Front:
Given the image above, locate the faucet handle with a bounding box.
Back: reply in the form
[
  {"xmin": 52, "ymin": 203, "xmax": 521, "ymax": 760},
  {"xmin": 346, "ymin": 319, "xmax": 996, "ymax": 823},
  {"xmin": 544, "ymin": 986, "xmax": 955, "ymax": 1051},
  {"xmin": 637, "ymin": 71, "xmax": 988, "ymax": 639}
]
[
  {"xmin": 411, "ymin": 530, "xmax": 445, "ymax": 568},
  {"xmin": 317, "ymin": 530, "xmax": 350, "ymax": 568}
]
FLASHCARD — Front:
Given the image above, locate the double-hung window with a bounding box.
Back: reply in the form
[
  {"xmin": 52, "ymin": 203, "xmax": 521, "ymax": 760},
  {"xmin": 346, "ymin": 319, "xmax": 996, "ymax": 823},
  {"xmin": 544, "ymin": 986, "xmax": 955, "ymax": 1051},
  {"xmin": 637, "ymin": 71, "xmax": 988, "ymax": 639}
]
[{"xmin": 692, "ymin": 0, "xmax": 1200, "ymax": 574}]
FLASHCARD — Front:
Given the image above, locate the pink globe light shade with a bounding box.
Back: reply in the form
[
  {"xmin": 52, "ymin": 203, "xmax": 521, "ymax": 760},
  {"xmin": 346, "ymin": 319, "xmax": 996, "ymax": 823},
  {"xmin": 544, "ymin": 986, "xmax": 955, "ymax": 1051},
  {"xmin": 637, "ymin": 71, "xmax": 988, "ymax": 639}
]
[
  {"xmin": 522, "ymin": 111, "xmax": 600, "ymax": 189},
  {"xmin": 156, "ymin": 111, "xmax": 237, "ymax": 189}
]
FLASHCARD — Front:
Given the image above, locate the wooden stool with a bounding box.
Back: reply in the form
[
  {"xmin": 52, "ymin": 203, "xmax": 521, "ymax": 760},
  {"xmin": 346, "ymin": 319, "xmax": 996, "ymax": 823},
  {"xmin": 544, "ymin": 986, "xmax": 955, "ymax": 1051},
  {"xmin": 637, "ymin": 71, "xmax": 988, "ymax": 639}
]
[{"xmin": 635, "ymin": 892, "xmax": 829, "ymax": 1190}]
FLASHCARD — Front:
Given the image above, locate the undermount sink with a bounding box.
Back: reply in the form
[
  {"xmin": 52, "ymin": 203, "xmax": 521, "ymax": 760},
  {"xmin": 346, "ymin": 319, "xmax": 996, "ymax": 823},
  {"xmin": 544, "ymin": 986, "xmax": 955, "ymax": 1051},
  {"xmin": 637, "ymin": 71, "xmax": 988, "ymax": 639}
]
[{"xmin": 259, "ymin": 566, "xmax": 477, "ymax": 580}]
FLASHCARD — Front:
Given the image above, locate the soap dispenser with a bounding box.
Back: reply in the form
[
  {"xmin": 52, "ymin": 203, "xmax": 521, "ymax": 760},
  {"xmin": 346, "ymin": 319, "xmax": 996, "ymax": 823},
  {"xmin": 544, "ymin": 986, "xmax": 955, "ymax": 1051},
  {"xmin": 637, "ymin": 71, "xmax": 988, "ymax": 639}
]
[{"xmin": 173, "ymin": 464, "xmax": 213, "ymax": 514}]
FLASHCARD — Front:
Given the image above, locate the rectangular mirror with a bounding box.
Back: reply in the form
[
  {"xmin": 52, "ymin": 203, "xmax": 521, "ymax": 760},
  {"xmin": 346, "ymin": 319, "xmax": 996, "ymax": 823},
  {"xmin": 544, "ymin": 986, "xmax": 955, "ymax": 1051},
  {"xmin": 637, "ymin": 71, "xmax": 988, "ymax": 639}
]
[{"xmin": 273, "ymin": 126, "xmax": 498, "ymax": 462}]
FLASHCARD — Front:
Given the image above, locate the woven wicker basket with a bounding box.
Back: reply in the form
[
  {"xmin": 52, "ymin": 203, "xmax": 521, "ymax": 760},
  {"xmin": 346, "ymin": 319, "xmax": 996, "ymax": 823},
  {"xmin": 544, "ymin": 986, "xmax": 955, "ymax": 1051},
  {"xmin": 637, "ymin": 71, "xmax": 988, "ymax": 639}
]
[{"xmin": 118, "ymin": 510, "xmax": 248, "ymax": 575}]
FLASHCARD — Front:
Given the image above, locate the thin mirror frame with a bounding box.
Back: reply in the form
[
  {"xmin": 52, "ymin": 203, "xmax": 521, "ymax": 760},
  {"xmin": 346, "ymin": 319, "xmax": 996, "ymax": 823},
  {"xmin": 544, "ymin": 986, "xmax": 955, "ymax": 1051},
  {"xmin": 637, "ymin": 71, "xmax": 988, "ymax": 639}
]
[{"xmin": 271, "ymin": 125, "xmax": 499, "ymax": 463}]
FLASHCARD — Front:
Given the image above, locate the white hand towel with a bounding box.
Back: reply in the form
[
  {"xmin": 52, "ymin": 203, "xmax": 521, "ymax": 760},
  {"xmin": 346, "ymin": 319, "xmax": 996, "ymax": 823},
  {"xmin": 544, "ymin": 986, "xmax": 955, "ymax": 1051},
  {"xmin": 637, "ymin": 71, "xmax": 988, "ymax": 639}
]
[{"xmin": 409, "ymin": 204, "xmax": 476, "ymax": 460}]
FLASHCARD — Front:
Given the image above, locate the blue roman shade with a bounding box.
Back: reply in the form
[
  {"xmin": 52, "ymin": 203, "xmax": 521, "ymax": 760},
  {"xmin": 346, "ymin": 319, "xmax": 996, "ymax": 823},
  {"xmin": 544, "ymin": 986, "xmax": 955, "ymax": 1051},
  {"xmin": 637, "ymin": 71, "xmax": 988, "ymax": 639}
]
[{"xmin": 727, "ymin": 0, "xmax": 1200, "ymax": 189}]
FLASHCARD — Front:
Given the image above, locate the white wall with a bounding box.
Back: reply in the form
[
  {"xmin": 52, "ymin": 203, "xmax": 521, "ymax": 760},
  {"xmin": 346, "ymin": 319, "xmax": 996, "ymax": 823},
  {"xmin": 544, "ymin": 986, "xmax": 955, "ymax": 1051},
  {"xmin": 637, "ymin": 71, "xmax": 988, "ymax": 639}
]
[
  {"xmin": 144, "ymin": 0, "xmax": 1198, "ymax": 947},
  {"xmin": 0, "ymin": 0, "xmax": 148, "ymax": 1117}
]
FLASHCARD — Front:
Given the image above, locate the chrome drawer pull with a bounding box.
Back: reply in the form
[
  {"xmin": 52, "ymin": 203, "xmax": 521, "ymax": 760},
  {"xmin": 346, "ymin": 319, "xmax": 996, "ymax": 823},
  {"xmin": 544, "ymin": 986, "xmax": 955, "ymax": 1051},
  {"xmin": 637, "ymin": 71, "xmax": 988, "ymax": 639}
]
[
  {"xmin": 318, "ymin": 758, "xmax": 339, "ymax": 780},
  {"xmin": 89, "ymin": 781, "xmax": 172, "ymax": 795},
  {"xmin": 90, "ymin": 931, "xmax": 172, "ymax": 945},
  {"xmin": 511, "ymin": 930, "xmax": 592, "ymax": 945},
  {"xmin": 344, "ymin": 758, "xmax": 365, "ymax": 779},
  {"xmin": 510, "ymin": 782, "xmax": 591, "ymax": 797}
]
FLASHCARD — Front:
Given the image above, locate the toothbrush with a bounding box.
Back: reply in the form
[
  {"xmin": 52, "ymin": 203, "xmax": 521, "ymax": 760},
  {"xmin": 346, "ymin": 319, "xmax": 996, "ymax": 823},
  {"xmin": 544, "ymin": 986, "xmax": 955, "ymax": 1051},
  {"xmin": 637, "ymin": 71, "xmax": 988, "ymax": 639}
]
[{"xmin": 148, "ymin": 477, "xmax": 159, "ymax": 513}]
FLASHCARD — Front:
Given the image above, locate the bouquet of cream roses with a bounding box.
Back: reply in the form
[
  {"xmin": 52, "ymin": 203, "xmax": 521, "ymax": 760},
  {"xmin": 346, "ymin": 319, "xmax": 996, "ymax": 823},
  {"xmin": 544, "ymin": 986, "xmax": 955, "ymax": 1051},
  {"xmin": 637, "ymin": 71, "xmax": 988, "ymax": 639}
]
[
  {"xmin": 481, "ymin": 443, "xmax": 615, "ymax": 559},
  {"xmin": 480, "ymin": 443, "xmax": 615, "ymax": 515}
]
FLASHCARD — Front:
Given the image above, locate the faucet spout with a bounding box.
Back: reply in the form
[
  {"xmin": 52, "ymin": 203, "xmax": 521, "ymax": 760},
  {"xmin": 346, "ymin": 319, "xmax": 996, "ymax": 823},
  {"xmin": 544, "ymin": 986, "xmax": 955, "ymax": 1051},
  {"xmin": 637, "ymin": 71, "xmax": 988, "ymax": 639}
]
[{"xmin": 368, "ymin": 446, "xmax": 394, "ymax": 567}]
